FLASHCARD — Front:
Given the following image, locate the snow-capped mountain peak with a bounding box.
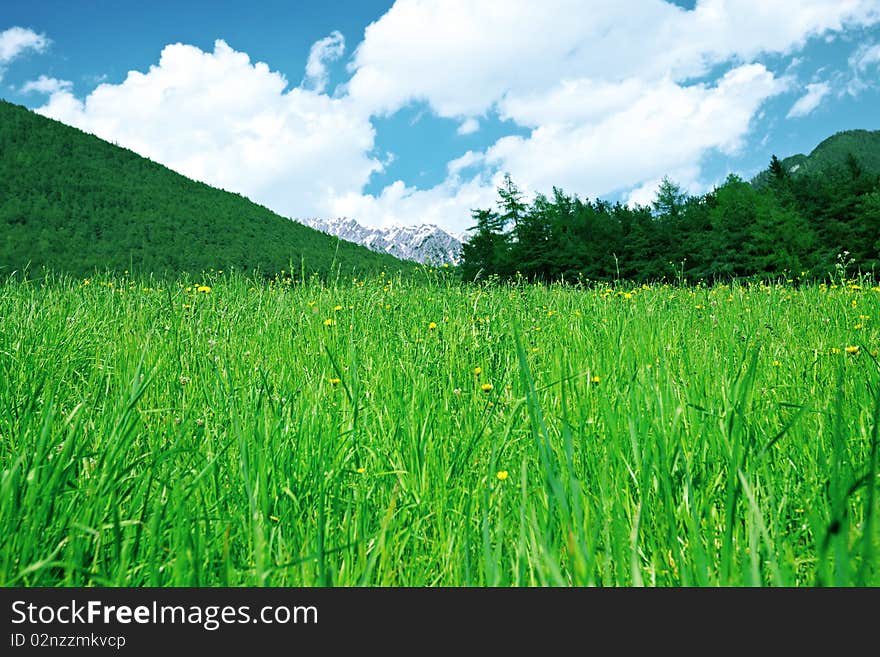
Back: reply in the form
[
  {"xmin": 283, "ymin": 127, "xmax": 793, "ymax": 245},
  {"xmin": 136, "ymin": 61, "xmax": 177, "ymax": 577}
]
[{"xmin": 297, "ymin": 217, "xmax": 463, "ymax": 266}]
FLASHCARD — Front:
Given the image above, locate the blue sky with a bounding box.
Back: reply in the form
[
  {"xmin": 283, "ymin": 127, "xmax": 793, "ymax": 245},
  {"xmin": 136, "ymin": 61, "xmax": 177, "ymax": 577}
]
[{"xmin": 2, "ymin": 1, "xmax": 879, "ymax": 234}]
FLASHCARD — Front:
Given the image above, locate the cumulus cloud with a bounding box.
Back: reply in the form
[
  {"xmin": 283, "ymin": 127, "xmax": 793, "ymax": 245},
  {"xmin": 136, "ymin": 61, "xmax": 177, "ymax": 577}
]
[
  {"xmin": 347, "ymin": 0, "xmax": 879, "ymax": 119},
  {"xmin": 340, "ymin": 0, "xmax": 879, "ymax": 230},
  {"xmin": 36, "ymin": 40, "xmax": 381, "ymax": 220},
  {"xmin": 303, "ymin": 30, "xmax": 345, "ymax": 93},
  {"xmin": 447, "ymin": 150, "xmax": 483, "ymax": 175},
  {"xmin": 0, "ymin": 26, "xmax": 49, "ymax": 63},
  {"xmin": 786, "ymin": 81, "xmax": 832, "ymax": 118},
  {"xmin": 456, "ymin": 117, "xmax": 479, "ymax": 135},
  {"xmin": 328, "ymin": 175, "xmax": 499, "ymax": 234},
  {"xmin": 486, "ymin": 65, "xmax": 788, "ymax": 202},
  {"xmin": 0, "ymin": 26, "xmax": 49, "ymax": 81},
  {"xmin": 20, "ymin": 75, "xmax": 72, "ymax": 95},
  {"xmin": 26, "ymin": 1, "xmax": 880, "ymax": 233}
]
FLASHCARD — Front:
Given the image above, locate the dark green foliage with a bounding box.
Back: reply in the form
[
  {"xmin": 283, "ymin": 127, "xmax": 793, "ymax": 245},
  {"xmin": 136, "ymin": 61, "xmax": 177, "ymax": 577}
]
[
  {"xmin": 0, "ymin": 100, "xmax": 409, "ymax": 278},
  {"xmin": 459, "ymin": 208, "xmax": 505, "ymax": 281},
  {"xmin": 768, "ymin": 154, "xmax": 787, "ymax": 183},
  {"xmin": 460, "ymin": 130, "xmax": 880, "ymax": 283}
]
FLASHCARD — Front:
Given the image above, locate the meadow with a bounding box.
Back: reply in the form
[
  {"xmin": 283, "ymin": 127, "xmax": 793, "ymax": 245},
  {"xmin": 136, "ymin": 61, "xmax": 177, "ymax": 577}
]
[{"xmin": 0, "ymin": 269, "xmax": 878, "ymax": 586}]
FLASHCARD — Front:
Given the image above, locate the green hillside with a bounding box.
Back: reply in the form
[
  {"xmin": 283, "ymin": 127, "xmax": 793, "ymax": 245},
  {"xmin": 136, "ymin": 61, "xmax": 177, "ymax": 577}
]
[
  {"xmin": 0, "ymin": 100, "xmax": 409, "ymax": 278},
  {"xmin": 753, "ymin": 129, "xmax": 880, "ymax": 187}
]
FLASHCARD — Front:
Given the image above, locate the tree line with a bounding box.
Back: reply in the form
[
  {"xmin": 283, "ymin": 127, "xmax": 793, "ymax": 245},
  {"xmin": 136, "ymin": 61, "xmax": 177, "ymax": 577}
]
[{"xmin": 459, "ymin": 155, "xmax": 880, "ymax": 283}]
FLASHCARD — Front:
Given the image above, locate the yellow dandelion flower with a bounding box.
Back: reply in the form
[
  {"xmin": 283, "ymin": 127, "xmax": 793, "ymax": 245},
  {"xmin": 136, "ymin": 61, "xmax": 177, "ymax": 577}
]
[
  {"xmin": 428, "ymin": 321, "xmax": 438, "ymax": 330},
  {"xmin": 496, "ymin": 470, "xmax": 509, "ymax": 481},
  {"xmin": 329, "ymin": 377, "xmax": 342, "ymax": 385},
  {"xmin": 772, "ymin": 360, "xmax": 781, "ymax": 367},
  {"xmin": 197, "ymin": 285, "xmax": 212, "ymax": 293},
  {"xmin": 356, "ymin": 467, "xmax": 366, "ymax": 474},
  {"xmin": 334, "ymin": 305, "xmax": 343, "ymax": 311},
  {"xmin": 474, "ymin": 367, "xmax": 482, "ymax": 376},
  {"xmin": 481, "ymin": 383, "xmax": 493, "ymax": 392},
  {"xmin": 845, "ymin": 345, "xmax": 860, "ymax": 354},
  {"xmin": 591, "ymin": 375, "xmax": 600, "ymax": 384},
  {"xmin": 323, "ymin": 318, "xmax": 335, "ymax": 326}
]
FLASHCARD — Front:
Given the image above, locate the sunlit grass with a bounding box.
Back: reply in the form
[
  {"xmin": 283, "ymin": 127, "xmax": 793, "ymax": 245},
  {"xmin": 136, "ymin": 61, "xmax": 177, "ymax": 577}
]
[{"xmin": 0, "ymin": 270, "xmax": 878, "ymax": 586}]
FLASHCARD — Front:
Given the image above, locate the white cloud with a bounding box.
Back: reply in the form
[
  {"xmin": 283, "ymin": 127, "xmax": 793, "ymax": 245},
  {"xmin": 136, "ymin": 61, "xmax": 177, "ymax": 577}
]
[
  {"xmin": 36, "ymin": 40, "xmax": 380, "ymax": 220},
  {"xmin": 785, "ymin": 57, "xmax": 804, "ymax": 72},
  {"xmin": 844, "ymin": 40, "xmax": 880, "ymax": 95},
  {"xmin": 303, "ymin": 30, "xmax": 345, "ymax": 93},
  {"xmin": 347, "ymin": 0, "xmax": 880, "ymax": 119},
  {"xmin": 447, "ymin": 150, "xmax": 483, "ymax": 175},
  {"xmin": 0, "ymin": 26, "xmax": 49, "ymax": 63},
  {"xmin": 486, "ymin": 65, "xmax": 788, "ymax": 200},
  {"xmin": 26, "ymin": 1, "xmax": 880, "ymax": 234},
  {"xmin": 338, "ymin": 0, "xmax": 879, "ymax": 230},
  {"xmin": 327, "ymin": 175, "xmax": 499, "ymax": 233},
  {"xmin": 786, "ymin": 81, "xmax": 831, "ymax": 118},
  {"xmin": 20, "ymin": 75, "xmax": 72, "ymax": 95},
  {"xmin": 0, "ymin": 26, "xmax": 49, "ymax": 80},
  {"xmin": 456, "ymin": 117, "xmax": 479, "ymax": 135},
  {"xmin": 497, "ymin": 78, "xmax": 646, "ymax": 128},
  {"xmin": 850, "ymin": 41, "xmax": 880, "ymax": 70}
]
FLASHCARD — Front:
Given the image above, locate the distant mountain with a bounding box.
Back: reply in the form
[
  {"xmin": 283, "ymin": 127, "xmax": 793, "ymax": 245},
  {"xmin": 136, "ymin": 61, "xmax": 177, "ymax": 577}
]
[
  {"xmin": 299, "ymin": 217, "xmax": 464, "ymax": 266},
  {"xmin": 0, "ymin": 100, "xmax": 408, "ymax": 278},
  {"xmin": 753, "ymin": 129, "xmax": 880, "ymax": 187}
]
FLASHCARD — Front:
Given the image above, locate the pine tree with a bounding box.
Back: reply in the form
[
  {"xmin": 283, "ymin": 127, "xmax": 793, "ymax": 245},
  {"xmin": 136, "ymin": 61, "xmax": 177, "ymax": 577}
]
[
  {"xmin": 652, "ymin": 176, "xmax": 687, "ymax": 220},
  {"xmin": 497, "ymin": 173, "xmax": 527, "ymax": 230},
  {"xmin": 459, "ymin": 208, "xmax": 506, "ymax": 281},
  {"xmin": 509, "ymin": 193, "xmax": 552, "ymax": 280},
  {"xmin": 769, "ymin": 155, "xmax": 787, "ymax": 183}
]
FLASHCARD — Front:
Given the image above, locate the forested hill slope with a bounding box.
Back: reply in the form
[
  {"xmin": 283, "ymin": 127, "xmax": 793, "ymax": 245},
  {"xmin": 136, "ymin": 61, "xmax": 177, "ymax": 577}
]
[
  {"xmin": 753, "ymin": 129, "xmax": 880, "ymax": 187},
  {"xmin": 0, "ymin": 100, "xmax": 408, "ymax": 278}
]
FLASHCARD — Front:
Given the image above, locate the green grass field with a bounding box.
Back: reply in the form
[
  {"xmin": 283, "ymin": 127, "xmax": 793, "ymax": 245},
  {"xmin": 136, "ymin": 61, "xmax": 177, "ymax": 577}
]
[{"xmin": 1, "ymin": 269, "xmax": 878, "ymax": 586}]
